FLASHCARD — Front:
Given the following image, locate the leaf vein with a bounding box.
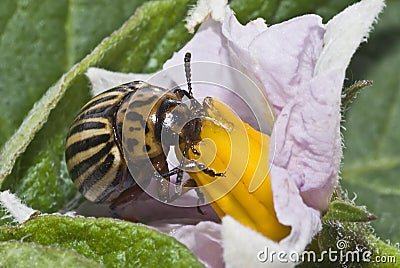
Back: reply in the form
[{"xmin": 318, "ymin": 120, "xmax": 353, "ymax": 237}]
[{"xmin": 342, "ymin": 157, "xmax": 400, "ymax": 175}]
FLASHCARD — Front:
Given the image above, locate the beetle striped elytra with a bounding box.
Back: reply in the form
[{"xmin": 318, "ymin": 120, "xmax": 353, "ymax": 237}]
[{"xmin": 65, "ymin": 53, "xmax": 223, "ymax": 212}]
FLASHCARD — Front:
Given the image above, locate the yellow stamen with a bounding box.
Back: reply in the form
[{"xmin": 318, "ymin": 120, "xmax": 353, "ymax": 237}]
[{"xmin": 188, "ymin": 97, "xmax": 290, "ymax": 241}]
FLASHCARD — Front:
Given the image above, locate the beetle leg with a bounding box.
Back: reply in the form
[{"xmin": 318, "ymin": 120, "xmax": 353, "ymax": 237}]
[
  {"xmin": 172, "ymin": 88, "xmax": 202, "ymax": 112},
  {"xmin": 165, "ymin": 159, "xmax": 225, "ymax": 178},
  {"xmin": 195, "ymin": 187, "xmax": 206, "ymax": 215},
  {"xmin": 198, "ymin": 163, "xmax": 226, "ymax": 177},
  {"xmin": 175, "ymin": 142, "xmax": 191, "ymax": 193},
  {"xmin": 190, "ymin": 144, "xmax": 200, "ymax": 156},
  {"xmin": 160, "ymin": 141, "xmax": 191, "ymax": 194},
  {"xmin": 191, "ymin": 162, "xmax": 225, "ymax": 177},
  {"xmin": 173, "ymin": 88, "xmax": 192, "ymax": 99},
  {"xmin": 160, "ymin": 167, "xmax": 180, "ymax": 177}
]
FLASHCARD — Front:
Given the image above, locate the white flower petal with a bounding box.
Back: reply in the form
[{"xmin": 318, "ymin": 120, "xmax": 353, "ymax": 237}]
[
  {"xmin": 86, "ymin": 67, "xmax": 176, "ymax": 96},
  {"xmin": 0, "ymin": 190, "xmax": 37, "ymax": 223},
  {"xmin": 186, "ymin": 0, "xmax": 228, "ymax": 33},
  {"xmin": 222, "ymin": 216, "xmax": 297, "ymax": 268},
  {"xmin": 86, "ymin": 68, "xmax": 151, "ymax": 95},
  {"xmin": 315, "ymin": 0, "xmax": 385, "ymax": 76}
]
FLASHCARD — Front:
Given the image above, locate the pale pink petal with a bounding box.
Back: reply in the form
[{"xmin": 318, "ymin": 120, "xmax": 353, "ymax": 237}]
[
  {"xmin": 270, "ymin": 70, "xmax": 343, "ymax": 212},
  {"xmin": 248, "ymin": 15, "xmax": 325, "ymax": 113},
  {"xmin": 154, "ymin": 221, "xmax": 224, "ymax": 268}
]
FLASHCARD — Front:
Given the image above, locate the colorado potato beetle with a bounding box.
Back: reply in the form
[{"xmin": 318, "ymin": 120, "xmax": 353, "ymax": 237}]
[{"xmin": 65, "ymin": 53, "xmax": 221, "ymax": 210}]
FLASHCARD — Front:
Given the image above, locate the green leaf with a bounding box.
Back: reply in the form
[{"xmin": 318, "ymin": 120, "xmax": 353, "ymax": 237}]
[
  {"xmin": 230, "ymin": 0, "xmax": 358, "ymax": 24},
  {"xmin": 0, "ymin": 0, "xmax": 149, "ymax": 148},
  {"xmin": 0, "ymin": 1, "xmax": 68, "ymax": 146},
  {"xmin": 323, "ymin": 200, "xmax": 376, "ymax": 222},
  {"xmin": 299, "ymin": 219, "xmax": 400, "ymax": 267},
  {"xmin": 370, "ymin": 237, "xmax": 400, "ymax": 268},
  {"xmin": 342, "ymin": 0, "xmax": 400, "ymax": 242},
  {"xmin": 0, "ymin": 242, "xmax": 103, "ymax": 268},
  {"xmin": 341, "ymin": 80, "xmax": 373, "ymax": 110},
  {"xmin": 0, "ymin": 215, "xmax": 203, "ymax": 267}
]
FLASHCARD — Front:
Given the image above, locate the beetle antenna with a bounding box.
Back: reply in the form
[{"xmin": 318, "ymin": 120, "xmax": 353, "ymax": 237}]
[{"xmin": 184, "ymin": 52, "xmax": 193, "ymax": 98}]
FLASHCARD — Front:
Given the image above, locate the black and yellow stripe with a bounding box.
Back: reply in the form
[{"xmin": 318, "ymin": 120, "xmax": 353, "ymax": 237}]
[
  {"xmin": 65, "ymin": 82, "xmax": 141, "ymax": 203},
  {"xmin": 65, "ymin": 79, "xmax": 199, "ymax": 205}
]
